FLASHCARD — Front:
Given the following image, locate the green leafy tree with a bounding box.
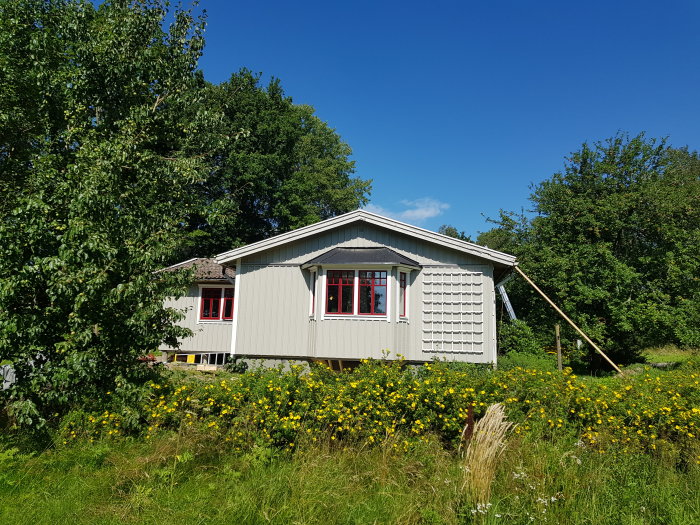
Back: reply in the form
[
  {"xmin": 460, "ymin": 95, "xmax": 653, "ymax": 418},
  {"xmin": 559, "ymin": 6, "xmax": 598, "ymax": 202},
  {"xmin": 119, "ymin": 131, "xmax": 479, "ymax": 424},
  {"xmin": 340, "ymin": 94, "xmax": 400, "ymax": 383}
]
[
  {"xmin": 475, "ymin": 210, "xmax": 530, "ymax": 253},
  {"xmin": 180, "ymin": 70, "xmax": 371, "ymax": 257},
  {"xmin": 437, "ymin": 224, "xmax": 472, "ymax": 242},
  {"xmin": 0, "ymin": 0, "xmax": 211, "ymax": 427},
  {"xmin": 487, "ymin": 134, "xmax": 700, "ymax": 366}
]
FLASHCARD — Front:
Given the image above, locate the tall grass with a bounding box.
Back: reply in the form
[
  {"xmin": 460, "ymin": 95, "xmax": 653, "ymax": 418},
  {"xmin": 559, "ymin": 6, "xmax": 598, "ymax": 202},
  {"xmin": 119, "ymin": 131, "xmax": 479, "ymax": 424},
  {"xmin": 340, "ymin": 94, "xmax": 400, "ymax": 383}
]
[
  {"xmin": 0, "ymin": 432, "xmax": 461, "ymax": 525},
  {"xmin": 1, "ymin": 430, "xmax": 699, "ymax": 524}
]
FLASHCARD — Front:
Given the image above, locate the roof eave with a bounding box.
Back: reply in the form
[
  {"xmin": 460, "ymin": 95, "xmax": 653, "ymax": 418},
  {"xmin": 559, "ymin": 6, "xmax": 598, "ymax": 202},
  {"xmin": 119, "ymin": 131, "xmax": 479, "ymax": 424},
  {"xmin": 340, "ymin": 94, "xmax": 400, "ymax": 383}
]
[{"xmin": 215, "ymin": 210, "xmax": 517, "ymax": 267}]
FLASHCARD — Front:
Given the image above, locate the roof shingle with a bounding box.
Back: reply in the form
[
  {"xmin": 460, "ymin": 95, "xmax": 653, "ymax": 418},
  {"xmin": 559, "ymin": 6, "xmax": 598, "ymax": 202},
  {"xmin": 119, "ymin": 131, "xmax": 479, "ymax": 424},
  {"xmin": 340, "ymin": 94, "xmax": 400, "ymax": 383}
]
[{"xmin": 162, "ymin": 258, "xmax": 235, "ymax": 281}]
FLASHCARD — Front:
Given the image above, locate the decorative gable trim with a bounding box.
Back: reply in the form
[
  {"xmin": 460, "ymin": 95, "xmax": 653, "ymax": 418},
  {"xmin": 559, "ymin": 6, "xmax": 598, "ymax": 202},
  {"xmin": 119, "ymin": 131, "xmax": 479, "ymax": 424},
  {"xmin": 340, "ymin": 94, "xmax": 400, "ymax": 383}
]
[{"xmin": 215, "ymin": 210, "xmax": 516, "ymax": 267}]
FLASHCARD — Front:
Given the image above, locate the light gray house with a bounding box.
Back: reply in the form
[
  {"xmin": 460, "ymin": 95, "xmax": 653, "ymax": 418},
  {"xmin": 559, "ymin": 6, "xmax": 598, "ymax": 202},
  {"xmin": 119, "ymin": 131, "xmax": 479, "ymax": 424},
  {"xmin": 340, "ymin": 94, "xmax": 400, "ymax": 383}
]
[{"xmin": 160, "ymin": 210, "xmax": 516, "ymax": 366}]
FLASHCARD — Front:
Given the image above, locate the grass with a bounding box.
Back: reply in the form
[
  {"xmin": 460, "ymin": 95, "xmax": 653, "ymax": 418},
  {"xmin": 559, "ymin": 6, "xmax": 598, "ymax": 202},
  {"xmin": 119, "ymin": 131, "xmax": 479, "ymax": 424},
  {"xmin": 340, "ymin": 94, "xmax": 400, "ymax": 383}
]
[
  {"xmin": 0, "ymin": 434, "xmax": 461, "ymax": 525},
  {"xmin": 1, "ymin": 429, "xmax": 699, "ymax": 525},
  {"xmin": 642, "ymin": 345, "xmax": 697, "ymax": 364},
  {"xmin": 2, "ymin": 356, "xmax": 700, "ymax": 523}
]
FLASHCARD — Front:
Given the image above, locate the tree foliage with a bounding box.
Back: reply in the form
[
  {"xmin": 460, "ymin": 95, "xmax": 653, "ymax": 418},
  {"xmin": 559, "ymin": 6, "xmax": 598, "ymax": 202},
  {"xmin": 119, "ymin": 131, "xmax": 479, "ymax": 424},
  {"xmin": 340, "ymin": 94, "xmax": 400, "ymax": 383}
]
[
  {"xmin": 0, "ymin": 1, "xmax": 372, "ymax": 428},
  {"xmin": 483, "ymin": 134, "xmax": 700, "ymax": 365},
  {"xmin": 180, "ymin": 70, "xmax": 371, "ymax": 258},
  {"xmin": 0, "ymin": 0, "xmax": 210, "ymax": 426},
  {"xmin": 476, "ymin": 211, "xmax": 530, "ymax": 253},
  {"xmin": 437, "ymin": 224, "xmax": 472, "ymax": 242}
]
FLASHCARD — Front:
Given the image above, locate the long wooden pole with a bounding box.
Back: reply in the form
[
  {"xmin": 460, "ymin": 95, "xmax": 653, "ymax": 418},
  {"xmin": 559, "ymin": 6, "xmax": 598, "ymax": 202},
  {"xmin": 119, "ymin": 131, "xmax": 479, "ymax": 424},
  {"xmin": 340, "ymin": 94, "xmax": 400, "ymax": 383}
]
[{"xmin": 514, "ymin": 266, "xmax": 623, "ymax": 375}]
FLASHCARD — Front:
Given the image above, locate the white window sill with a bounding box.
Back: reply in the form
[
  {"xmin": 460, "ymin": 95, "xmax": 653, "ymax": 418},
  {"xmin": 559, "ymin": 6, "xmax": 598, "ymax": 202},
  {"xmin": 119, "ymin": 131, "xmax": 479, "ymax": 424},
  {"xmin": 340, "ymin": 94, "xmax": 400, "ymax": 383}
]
[
  {"xmin": 323, "ymin": 315, "xmax": 388, "ymax": 321},
  {"xmin": 197, "ymin": 319, "xmax": 234, "ymax": 325}
]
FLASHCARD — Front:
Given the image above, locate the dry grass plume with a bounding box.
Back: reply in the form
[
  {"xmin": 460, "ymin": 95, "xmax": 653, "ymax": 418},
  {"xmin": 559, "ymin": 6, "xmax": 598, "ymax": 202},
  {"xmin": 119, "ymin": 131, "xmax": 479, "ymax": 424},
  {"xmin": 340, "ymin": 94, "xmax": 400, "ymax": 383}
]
[{"xmin": 461, "ymin": 403, "xmax": 514, "ymax": 508}]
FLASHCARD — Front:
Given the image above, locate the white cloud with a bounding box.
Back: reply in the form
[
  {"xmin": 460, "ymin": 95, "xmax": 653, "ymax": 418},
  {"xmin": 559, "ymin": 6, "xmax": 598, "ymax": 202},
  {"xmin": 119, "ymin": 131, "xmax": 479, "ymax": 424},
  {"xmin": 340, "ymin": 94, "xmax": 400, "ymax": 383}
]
[{"xmin": 364, "ymin": 198, "xmax": 450, "ymax": 225}]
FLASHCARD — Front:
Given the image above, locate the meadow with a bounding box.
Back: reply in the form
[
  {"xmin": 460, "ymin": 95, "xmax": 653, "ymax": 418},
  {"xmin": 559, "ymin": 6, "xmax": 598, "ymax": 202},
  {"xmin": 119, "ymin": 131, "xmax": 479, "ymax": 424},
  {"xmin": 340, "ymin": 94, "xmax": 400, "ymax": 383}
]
[{"xmin": 1, "ymin": 351, "xmax": 699, "ymax": 524}]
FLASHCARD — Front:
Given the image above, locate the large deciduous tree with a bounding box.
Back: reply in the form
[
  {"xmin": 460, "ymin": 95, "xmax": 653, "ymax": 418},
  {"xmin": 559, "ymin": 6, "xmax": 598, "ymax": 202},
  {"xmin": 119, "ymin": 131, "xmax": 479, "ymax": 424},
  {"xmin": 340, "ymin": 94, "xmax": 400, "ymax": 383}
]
[
  {"xmin": 0, "ymin": 1, "xmax": 371, "ymax": 428},
  {"xmin": 483, "ymin": 134, "xmax": 700, "ymax": 365},
  {"xmin": 0, "ymin": 0, "xmax": 210, "ymax": 426},
  {"xmin": 179, "ymin": 70, "xmax": 371, "ymax": 258}
]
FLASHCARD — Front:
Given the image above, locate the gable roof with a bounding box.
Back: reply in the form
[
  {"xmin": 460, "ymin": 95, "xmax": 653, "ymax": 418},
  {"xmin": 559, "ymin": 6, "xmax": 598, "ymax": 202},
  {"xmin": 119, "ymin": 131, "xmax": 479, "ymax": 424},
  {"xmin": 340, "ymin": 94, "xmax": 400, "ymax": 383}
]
[
  {"xmin": 215, "ymin": 210, "xmax": 517, "ymax": 267},
  {"xmin": 302, "ymin": 247, "xmax": 421, "ymax": 269},
  {"xmin": 161, "ymin": 258, "xmax": 235, "ymax": 281}
]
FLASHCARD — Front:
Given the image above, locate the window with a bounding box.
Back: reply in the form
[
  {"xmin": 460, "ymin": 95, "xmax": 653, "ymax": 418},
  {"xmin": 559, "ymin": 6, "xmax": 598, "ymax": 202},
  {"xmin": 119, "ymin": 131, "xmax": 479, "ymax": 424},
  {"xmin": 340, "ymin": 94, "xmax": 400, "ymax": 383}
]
[
  {"xmin": 399, "ymin": 272, "xmax": 407, "ymax": 317},
  {"xmin": 310, "ymin": 271, "xmax": 317, "ymax": 316},
  {"xmin": 200, "ymin": 288, "xmax": 221, "ymax": 320},
  {"xmin": 326, "ymin": 270, "xmax": 354, "ymax": 314},
  {"xmin": 359, "ymin": 271, "xmax": 387, "ymax": 315},
  {"xmin": 321, "ymin": 269, "xmax": 395, "ymax": 318},
  {"xmin": 199, "ymin": 287, "xmax": 234, "ymax": 321},
  {"xmin": 222, "ymin": 288, "xmax": 234, "ymax": 320}
]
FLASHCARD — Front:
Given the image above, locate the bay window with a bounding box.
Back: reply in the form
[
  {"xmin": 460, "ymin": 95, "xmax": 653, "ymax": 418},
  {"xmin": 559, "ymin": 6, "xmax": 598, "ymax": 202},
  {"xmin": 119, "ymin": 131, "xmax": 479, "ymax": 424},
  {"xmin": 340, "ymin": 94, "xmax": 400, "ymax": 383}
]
[
  {"xmin": 321, "ymin": 269, "xmax": 399, "ymax": 318},
  {"xmin": 305, "ymin": 247, "xmax": 418, "ymax": 322}
]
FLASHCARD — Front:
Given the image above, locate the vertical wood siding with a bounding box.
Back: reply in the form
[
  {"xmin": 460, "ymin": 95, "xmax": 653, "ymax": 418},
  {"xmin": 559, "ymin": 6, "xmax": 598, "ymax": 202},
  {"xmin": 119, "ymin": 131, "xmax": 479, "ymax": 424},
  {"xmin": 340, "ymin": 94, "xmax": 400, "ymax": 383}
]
[
  {"xmin": 235, "ymin": 265, "xmax": 310, "ymax": 357},
  {"xmin": 159, "ymin": 284, "xmax": 232, "ymax": 353},
  {"xmin": 245, "ymin": 224, "xmax": 483, "ymax": 266},
  {"xmin": 230, "ymin": 223, "xmax": 499, "ymax": 363}
]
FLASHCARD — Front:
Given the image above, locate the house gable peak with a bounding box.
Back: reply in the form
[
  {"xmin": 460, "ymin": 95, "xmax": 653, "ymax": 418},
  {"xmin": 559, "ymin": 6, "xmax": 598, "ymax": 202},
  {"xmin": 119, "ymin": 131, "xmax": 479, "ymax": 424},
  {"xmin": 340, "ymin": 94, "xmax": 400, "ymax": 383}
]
[{"xmin": 215, "ymin": 209, "xmax": 516, "ymax": 267}]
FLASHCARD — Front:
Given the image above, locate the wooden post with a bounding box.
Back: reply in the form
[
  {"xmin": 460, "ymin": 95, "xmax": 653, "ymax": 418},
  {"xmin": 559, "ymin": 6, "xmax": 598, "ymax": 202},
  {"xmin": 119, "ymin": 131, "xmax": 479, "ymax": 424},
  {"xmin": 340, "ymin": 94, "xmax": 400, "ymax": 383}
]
[
  {"xmin": 555, "ymin": 323, "xmax": 562, "ymax": 371},
  {"xmin": 514, "ymin": 266, "xmax": 623, "ymax": 375},
  {"xmin": 465, "ymin": 404, "xmax": 474, "ymax": 440},
  {"xmin": 459, "ymin": 404, "xmax": 476, "ymax": 453}
]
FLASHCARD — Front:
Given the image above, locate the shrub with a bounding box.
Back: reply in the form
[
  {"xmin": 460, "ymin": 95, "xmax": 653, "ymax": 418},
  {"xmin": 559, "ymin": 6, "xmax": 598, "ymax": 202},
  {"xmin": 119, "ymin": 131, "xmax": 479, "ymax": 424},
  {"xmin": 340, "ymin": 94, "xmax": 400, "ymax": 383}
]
[
  {"xmin": 498, "ymin": 320, "xmax": 544, "ymax": 355},
  {"xmin": 58, "ymin": 358, "xmax": 700, "ymax": 466},
  {"xmin": 224, "ymin": 356, "xmax": 249, "ymax": 374}
]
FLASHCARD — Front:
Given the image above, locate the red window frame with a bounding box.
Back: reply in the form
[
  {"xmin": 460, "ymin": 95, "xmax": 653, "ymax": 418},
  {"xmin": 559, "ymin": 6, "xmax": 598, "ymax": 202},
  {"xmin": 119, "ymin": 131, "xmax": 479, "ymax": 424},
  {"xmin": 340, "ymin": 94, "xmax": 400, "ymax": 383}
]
[
  {"xmin": 326, "ymin": 270, "xmax": 354, "ymax": 314},
  {"xmin": 358, "ymin": 271, "xmax": 387, "ymax": 315},
  {"xmin": 222, "ymin": 288, "xmax": 234, "ymax": 320},
  {"xmin": 200, "ymin": 288, "xmax": 222, "ymax": 320},
  {"xmin": 399, "ymin": 272, "xmax": 407, "ymax": 317},
  {"xmin": 200, "ymin": 287, "xmax": 234, "ymax": 321}
]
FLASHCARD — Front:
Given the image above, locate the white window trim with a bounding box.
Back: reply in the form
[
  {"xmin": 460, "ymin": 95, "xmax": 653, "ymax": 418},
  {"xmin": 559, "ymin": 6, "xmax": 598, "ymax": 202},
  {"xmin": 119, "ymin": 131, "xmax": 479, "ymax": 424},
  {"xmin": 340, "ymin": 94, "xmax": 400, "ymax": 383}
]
[
  {"xmin": 308, "ymin": 270, "xmax": 317, "ymax": 318},
  {"xmin": 319, "ymin": 266, "xmax": 392, "ymax": 322},
  {"xmin": 396, "ymin": 267, "xmax": 412, "ymax": 323},
  {"xmin": 196, "ymin": 283, "xmax": 235, "ymax": 324}
]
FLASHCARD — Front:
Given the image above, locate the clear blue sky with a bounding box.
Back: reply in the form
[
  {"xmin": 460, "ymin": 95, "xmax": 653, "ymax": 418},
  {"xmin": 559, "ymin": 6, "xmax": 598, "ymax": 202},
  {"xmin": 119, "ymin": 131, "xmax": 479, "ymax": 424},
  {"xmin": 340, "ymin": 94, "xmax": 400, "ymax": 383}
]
[{"xmin": 194, "ymin": 0, "xmax": 699, "ymax": 236}]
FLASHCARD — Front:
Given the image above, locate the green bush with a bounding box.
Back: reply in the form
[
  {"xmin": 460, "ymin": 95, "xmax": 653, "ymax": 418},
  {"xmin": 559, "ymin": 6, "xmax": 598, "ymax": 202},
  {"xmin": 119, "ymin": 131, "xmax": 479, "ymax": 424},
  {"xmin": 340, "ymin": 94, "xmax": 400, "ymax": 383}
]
[
  {"xmin": 498, "ymin": 320, "xmax": 545, "ymax": 354},
  {"xmin": 224, "ymin": 356, "xmax": 249, "ymax": 374},
  {"xmin": 52, "ymin": 357, "xmax": 700, "ymax": 467}
]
